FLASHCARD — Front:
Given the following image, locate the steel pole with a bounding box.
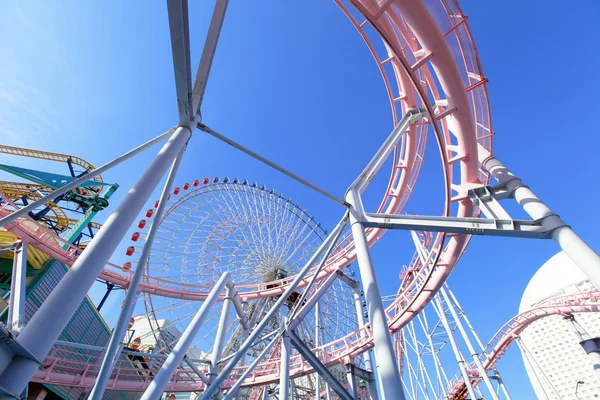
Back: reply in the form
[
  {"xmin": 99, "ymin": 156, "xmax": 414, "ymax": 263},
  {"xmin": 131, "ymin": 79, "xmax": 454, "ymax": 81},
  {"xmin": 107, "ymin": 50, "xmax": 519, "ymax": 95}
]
[
  {"xmin": 481, "ymin": 149, "xmax": 600, "ymax": 287},
  {"xmin": 353, "ymin": 288, "xmax": 378, "ymax": 400},
  {"xmin": 7, "ymin": 241, "xmax": 27, "ymax": 333},
  {"xmin": 514, "ymin": 337, "xmax": 549, "ymax": 400},
  {"xmin": 222, "ymin": 332, "xmax": 282, "ymax": 400},
  {"xmin": 0, "ymin": 126, "xmax": 191, "ymax": 393},
  {"xmin": 439, "ymin": 286, "xmax": 499, "ymax": 399},
  {"xmin": 346, "ymin": 365, "xmax": 358, "ymax": 399},
  {"xmin": 315, "ymin": 301, "xmax": 322, "ymax": 399},
  {"xmin": 432, "ymin": 296, "xmax": 477, "ymax": 400},
  {"xmin": 347, "ymin": 194, "xmax": 404, "ymax": 400},
  {"xmin": 141, "ymin": 272, "xmax": 231, "ymax": 400},
  {"xmin": 88, "ymin": 145, "xmax": 186, "ymax": 400},
  {"xmin": 565, "ymin": 316, "xmax": 600, "ymax": 382},
  {"xmin": 353, "ymin": 288, "xmax": 373, "ymax": 372},
  {"xmin": 209, "ymin": 286, "xmax": 234, "ymax": 383},
  {"xmin": 0, "ymin": 128, "xmax": 175, "ymax": 229},
  {"xmin": 279, "ymin": 327, "xmax": 291, "ymax": 400}
]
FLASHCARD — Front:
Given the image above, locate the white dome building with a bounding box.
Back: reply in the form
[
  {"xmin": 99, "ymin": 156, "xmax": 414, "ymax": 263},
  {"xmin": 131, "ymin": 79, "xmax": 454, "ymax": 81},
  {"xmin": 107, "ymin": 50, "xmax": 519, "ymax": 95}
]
[{"xmin": 519, "ymin": 251, "xmax": 600, "ymax": 399}]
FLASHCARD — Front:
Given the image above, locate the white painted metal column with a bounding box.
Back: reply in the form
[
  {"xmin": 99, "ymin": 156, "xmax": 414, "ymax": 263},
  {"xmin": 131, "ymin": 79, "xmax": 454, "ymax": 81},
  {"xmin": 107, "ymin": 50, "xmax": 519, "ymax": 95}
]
[
  {"xmin": 0, "ymin": 126, "xmax": 191, "ymax": 394},
  {"xmin": 140, "ymin": 272, "xmax": 231, "ymax": 400},
  {"xmin": 279, "ymin": 326, "xmax": 292, "ymax": 400},
  {"xmin": 346, "ymin": 365, "xmax": 358, "ymax": 399},
  {"xmin": 89, "ymin": 144, "xmax": 187, "ymax": 400},
  {"xmin": 353, "ymin": 287, "xmax": 379, "ymax": 400},
  {"xmin": 439, "ymin": 286, "xmax": 499, "ymax": 399},
  {"xmin": 348, "ymin": 190, "xmax": 405, "ymax": 400},
  {"xmin": 565, "ymin": 316, "xmax": 600, "ymax": 381},
  {"xmin": 315, "ymin": 301, "xmax": 322, "ymax": 400},
  {"xmin": 480, "ymin": 146, "xmax": 600, "ymax": 288},
  {"xmin": 432, "ymin": 295, "xmax": 477, "ymax": 400},
  {"xmin": 209, "ymin": 285, "xmax": 234, "ymax": 385},
  {"xmin": 7, "ymin": 241, "xmax": 27, "ymax": 333}
]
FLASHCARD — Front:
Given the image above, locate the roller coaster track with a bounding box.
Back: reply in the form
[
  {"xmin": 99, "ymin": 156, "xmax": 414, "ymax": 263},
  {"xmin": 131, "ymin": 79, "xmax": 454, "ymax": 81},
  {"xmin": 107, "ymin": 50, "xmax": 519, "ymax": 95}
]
[
  {"xmin": 446, "ymin": 289, "xmax": 600, "ymax": 398},
  {"xmin": 0, "ymin": 181, "xmax": 70, "ymax": 233},
  {"xmin": 0, "ymin": 145, "xmax": 103, "ymax": 182}
]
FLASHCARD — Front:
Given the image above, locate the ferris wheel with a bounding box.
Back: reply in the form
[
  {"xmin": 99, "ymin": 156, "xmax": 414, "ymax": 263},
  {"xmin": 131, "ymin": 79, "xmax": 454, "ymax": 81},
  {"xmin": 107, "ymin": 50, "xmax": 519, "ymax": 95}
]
[{"xmin": 130, "ymin": 178, "xmax": 368, "ymax": 398}]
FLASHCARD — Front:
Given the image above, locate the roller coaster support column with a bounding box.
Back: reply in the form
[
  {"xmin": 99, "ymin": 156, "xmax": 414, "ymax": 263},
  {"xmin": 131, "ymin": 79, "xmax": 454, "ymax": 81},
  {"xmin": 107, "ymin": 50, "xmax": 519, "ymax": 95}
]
[
  {"xmin": 432, "ymin": 294, "xmax": 478, "ymax": 400},
  {"xmin": 7, "ymin": 241, "xmax": 27, "ymax": 333},
  {"xmin": 208, "ymin": 284, "xmax": 234, "ymax": 388},
  {"xmin": 564, "ymin": 315, "xmax": 600, "ymax": 381},
  {"xmin": 315, "ymin": 301, "xmax": 333, "ymax": 400},
  {"xmin": 347, "ymin": 189, "xmax": 405, "ymax": 400},
  {"xmin": 353, "ymin": 287, "xmax": 379, "ymax": 400},
  {"xmin": 222, "ymin": 332, "xmax": 282, "ymax": 400},
  {"xmin": 346, "ymin": 364, "xmax": 359, "ymax": 399},
  {"xmin": 279, "ymin": 323, "xmax": 292, "ymax": 400},
  {"xmin": 0, "ymin": 126, "xmax": 191, "ymax": 396},
  {"xmin": 89, "ymin": 143, "xmax": 187, "ymax": 400},
  {"xmin": 480, "ymin": 146, "xmax": 600, "ymax": 288},
  {"xmin": 439, "ymin": 286, "xmax": 500, "ymax": 399},
  {"xmin": 315, "ymin": 301, "xmax": 322, "ymax": 399},
  {"xmin": 141, "ymin": 272, "xmax": 231, "ymax": 400}
]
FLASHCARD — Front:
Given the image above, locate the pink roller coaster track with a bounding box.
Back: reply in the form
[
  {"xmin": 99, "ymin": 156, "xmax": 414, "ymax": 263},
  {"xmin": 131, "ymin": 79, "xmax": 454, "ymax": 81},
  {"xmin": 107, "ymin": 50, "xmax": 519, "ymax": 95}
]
[
  {"xmin": 1, "ymin": 0, "xmax": 506, "ymax": 392},
  {"xmin": 446, "ymin": 288, "xmax": 600, "ymax": 397}
]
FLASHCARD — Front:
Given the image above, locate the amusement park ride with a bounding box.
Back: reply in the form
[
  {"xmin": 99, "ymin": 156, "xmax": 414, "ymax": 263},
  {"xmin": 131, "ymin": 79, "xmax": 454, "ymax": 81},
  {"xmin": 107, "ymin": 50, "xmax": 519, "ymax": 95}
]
[{"xmin": 0, "ymin": 0, "xmax": 599, "ymax": 399}]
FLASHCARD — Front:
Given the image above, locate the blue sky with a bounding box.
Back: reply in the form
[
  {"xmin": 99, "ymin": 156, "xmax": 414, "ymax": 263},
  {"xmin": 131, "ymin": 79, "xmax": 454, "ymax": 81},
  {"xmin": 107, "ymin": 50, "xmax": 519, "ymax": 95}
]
[{"xmin": 1, "ymin": 0, "xmax": 600, "ymax": 397}]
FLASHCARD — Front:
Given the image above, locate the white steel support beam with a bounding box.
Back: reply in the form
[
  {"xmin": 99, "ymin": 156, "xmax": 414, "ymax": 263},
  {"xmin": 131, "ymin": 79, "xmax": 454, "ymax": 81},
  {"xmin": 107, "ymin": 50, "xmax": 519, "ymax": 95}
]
[
  {"xmin": 348, "ymin": 109, "xmax": 426, "ymax": 194},
  {"xmin": 191, "ymin": 0, "xmax": 229, "ymax": 117},
  {"xmin": 363, "ymin": 212, "xmax": 551, "ymax": 238},
  {"xmin": 346, "ymin": 191, "xmax": 405, "ymax": 400},
  {"xmin": 564, "ymin": 316, "xmax": 600, "ymax": 381},
  {"xmin": 432, "ymin": 296, "xmax": 477, "ymax": 400},
  {"xmin": 346, "ymin": 365, "xmax": 359, "ymax": 399},
  {"xmin": 209, "ymin": 286, "xmax": 234, "ymax": 385},
  {"xmin": 289, "ymin": 272, "xmax": 339, "ymax": 330},
  {"xmin": 0, "ymin": 126, "xmax": 191, "ymax": 395},
  {"xmin": 7, "ymin": 241, "xmax": 27, "ymax": 333},
  {"xmin": 353, "ymin": 288, "xmax": 379, "ymax": 400},
  {"xmin": 222, "ymin": 332, "xmax": 282, "ymax": 400},
  {"xmin": 199, "ymin": 213, "xmax": 349, "ymax": 400},
  {"xmin": 279, "ymin": 327, "xmax": 292, "ymax": 400},
  {"xmin": 199, "ymin": 123, "xmax": 346, "ymax": 206},
  {"xmin": 479, "ymin": 144, "xmax": 600, "ymax": 288},
  {"xmin": 0, "ymin": 128, "xmax": 175, "ymax": 228},
  {"xmin": 416, "ymin": 312, "xmax": 449, "ymax": 398},
  {"xmin": 288, "ymin": 330, "xmax": 354, "ymax": 400},
  {"xmin": 89, "ymin": 145, "xmax": 187, "ymax": 400},
  {"xmin": 444, "ymin": 284, "xmax": 512, "ymax": 400},
  {"xmin": 514, "ymin": 337, "xmax": 549, "ymax": 397},
  {"xmin": 439, "ymin": 286, "xmax": 499, "ymax": 400},
  {"xmin": 315, "ymin": 301, "xmax": 322, "ymax": 399},
  {"xmin": 140, "ymin": 272, "xmax": 231, "ymax": 400},
  {"xmin": 184, "ymin": 356, "xmax": 210, "ymax": 384},
  {"xmin": 167, "ymin": 0, "xmax": 194, "ymax": 126},
  {"xmin": 228, "ymin": 286, "xmax": 250, "ymax": 331}
]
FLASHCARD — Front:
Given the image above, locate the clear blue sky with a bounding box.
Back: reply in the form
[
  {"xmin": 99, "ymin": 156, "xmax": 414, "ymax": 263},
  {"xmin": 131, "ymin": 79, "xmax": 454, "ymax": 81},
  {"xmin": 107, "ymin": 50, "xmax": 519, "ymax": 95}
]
[{"xmin": 1, "ymin": 0, "xmax": 599, "ymax": 397}]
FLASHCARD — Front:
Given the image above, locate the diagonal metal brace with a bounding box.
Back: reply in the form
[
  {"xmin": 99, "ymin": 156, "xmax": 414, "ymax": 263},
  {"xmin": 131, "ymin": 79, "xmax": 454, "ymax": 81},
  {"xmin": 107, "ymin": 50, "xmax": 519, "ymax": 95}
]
[{"xmin": 288, "ymin": 329, "xmax": 353, "ymax": 400}]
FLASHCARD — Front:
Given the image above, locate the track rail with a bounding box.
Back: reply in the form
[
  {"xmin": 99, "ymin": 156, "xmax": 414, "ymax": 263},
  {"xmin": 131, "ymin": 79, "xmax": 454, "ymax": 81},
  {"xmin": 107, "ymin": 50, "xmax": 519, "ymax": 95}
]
[
  {"xmin": 446, "ymin": 289, "xmax": 600, "ymax": 398},
  {"xmin": 0, "ymin": 145, "xmax": 103, "ymax": 182}
]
